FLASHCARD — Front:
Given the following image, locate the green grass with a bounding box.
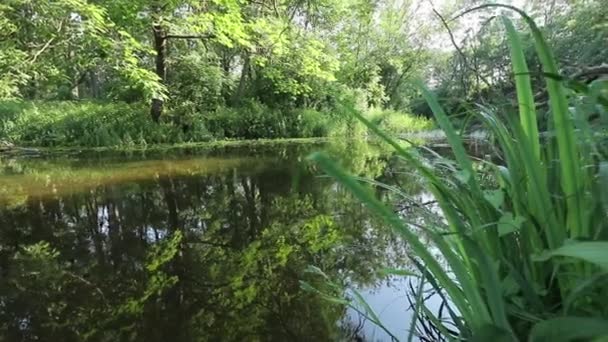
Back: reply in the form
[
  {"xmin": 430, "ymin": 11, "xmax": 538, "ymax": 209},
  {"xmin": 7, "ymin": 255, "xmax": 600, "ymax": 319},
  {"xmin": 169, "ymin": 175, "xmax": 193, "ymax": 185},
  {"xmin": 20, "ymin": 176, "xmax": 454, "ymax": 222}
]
[{"xmin": 310, "ymin": 7, "xmax": 608, "ymax": 341}]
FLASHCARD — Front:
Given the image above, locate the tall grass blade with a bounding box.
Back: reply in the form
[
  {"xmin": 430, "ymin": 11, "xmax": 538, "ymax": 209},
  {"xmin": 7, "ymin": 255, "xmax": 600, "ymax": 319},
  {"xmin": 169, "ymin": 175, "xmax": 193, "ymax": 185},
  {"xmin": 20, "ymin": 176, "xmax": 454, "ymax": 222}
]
[
  {"xmin": 308, "ymin": 152, "xmax": 494, "ymax": 329},
  {"xmin": 461, "ymin": 237, "xmax": 513, "ymax": 336},
  {"xmin": 416, "ymin": 81, "xmax": 480, "ymax": 194},
  {"xmin": 407, "ymin": 275, "xmax": 426, "ymax": 342},
  {"xmin": 460, "ymin": 2, "xmax": 585, "ymax": 240},
  {"xmin": 501, "ymin": 16, "xmax": 541, "ymax": 161}
]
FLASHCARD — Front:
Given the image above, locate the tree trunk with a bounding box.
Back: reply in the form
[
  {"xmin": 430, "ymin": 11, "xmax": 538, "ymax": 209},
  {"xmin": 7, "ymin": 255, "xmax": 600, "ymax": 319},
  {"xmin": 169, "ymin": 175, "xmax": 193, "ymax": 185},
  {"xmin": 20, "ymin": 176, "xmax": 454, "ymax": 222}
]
[
  {"xmin": 90, "ymin": 69, "xmax": 100, "ymax": 98},
  {"xmin": 151, "ymin": 24, "xmax": 167, "ymax": 122},
  {"xmin": 231, "ymin": 52, "xmax": 250, "ymax": 105}
]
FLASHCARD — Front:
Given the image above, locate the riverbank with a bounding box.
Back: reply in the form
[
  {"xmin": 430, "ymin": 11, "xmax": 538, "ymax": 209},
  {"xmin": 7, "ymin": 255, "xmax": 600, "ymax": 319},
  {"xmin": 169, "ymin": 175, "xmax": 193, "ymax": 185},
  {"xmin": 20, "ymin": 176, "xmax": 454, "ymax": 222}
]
[{"xmin": 0, "ymin": 137, "xmax": 337, "ymax": 157}]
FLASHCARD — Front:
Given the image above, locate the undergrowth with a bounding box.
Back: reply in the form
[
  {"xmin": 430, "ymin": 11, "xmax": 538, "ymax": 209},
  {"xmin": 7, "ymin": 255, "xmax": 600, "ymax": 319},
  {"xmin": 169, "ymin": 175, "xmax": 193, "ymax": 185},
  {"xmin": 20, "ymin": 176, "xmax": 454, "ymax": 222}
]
[{"xmin": 0, "ymin": 100, "xmax": 432, "ymax": 148}]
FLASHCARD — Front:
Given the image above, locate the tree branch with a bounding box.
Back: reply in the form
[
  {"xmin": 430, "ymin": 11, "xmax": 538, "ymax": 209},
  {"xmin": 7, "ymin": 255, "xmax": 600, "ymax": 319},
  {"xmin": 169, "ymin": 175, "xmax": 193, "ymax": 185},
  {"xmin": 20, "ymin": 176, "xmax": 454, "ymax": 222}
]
[
  {"xmin": 30, "ymin": 37, "xmax": 56, "ymax": 63},
  {"xmin": 573, "ymin": 64, "xmax": 608, "ymax": 81},
  {"xmin": 30, "ymin": 19, "xmax": 65, "ymax": 64},
  {"xmin": 432, "ymin": 8, "xmax": 467, "ymax": 68}
]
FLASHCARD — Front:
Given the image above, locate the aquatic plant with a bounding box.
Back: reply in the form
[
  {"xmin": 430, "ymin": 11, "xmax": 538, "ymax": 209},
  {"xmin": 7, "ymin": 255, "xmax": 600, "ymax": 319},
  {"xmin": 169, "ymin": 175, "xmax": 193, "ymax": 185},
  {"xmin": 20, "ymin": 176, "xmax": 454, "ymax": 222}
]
[{"xmin": 310, "ymin": 5, "xmax": 608, "ymax": 340}]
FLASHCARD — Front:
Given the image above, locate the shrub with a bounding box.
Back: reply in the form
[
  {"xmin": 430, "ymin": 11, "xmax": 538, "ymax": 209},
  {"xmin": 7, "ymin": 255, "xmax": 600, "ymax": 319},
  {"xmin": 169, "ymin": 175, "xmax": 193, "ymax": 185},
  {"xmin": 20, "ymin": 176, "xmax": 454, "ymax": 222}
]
[
  {"xmin": 167, "ymin": 51, "xmax": 228, "ymax": 116},
  {"xmin": 205, "ymin": 100, "xmax": 334, "ymax": 139},
  {"xmin": 290, "ymin": 109, "xmax": 330, "ymax": 137},
  {"xmin": 205, "ymin": 101, "xmax": 284, "ymax": 139},
  {"xmin": 366, "ymin": 107, "xmax": 434, "ymax": 135}
]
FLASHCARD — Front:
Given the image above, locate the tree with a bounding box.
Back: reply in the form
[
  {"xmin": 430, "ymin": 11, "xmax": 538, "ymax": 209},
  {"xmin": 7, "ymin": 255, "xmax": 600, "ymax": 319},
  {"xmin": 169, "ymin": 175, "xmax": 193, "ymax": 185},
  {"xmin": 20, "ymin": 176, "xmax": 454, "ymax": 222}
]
[{"xmin": 0, "ymin": 0, "xmax": 162, "ymax": 101}]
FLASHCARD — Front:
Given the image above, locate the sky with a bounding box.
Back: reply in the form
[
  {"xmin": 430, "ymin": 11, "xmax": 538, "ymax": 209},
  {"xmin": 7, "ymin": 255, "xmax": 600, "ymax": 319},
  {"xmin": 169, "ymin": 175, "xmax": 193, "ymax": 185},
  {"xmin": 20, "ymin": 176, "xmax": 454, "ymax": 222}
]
[{"xmin": 412, "ymin": 0, "xmax": 529, "ymax": 51}]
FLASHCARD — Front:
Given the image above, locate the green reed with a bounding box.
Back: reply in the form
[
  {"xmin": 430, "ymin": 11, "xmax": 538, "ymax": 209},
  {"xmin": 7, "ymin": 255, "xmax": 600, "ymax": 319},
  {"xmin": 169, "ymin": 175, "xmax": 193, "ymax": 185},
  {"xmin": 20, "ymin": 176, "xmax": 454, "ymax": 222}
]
[{"xmin": 310, "ymin": 6, "xmax": 608, "ymax": 341}]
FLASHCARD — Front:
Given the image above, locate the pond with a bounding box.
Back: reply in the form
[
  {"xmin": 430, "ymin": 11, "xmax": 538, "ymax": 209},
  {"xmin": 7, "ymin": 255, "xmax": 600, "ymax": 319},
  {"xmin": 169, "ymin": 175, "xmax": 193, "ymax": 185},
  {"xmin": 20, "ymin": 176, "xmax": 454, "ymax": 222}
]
[{"xmin": 0, "ymin": 140, "xmax": 435, "ymax": 341}]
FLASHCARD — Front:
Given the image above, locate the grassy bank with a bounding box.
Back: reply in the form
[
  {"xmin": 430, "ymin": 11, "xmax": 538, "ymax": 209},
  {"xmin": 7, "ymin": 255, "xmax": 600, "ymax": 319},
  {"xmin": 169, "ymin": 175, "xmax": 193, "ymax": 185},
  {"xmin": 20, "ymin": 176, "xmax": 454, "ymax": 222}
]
[{"xmin": 0, "ymin": 100, "xmax": 432, "ymax": 149}]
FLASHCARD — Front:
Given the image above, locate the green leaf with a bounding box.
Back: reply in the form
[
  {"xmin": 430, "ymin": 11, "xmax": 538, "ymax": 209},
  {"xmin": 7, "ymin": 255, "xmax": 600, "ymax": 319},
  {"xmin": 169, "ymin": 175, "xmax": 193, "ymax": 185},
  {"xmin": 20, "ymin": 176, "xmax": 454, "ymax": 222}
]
[
  {"xmin": 529, "ymin": 317, "xmax": 608, "ymax": 342},
  {"xmin": 534, "ymin": 241, "xmax": 608, "ymax": 270},
  {"xmin": 462, "ymin": 238, "xmax": 514, "ymax": 335},
  {"xmin": 308, "ymin": 151, "xmax": 489, "ymax": 328},
  {"xmin": 471, "ymin": 324, "xmax": 513, "ymax": 342},
  {"xmin": 304, "ymin": 265, "xmax": 331, "ymax": 280},
  {"xmin": 416, "ymin": 81, "xmax": 481, "ymax": 194},
  {"xmin": 455, "ymin": 169, "xmax": 472, "ymax": 184},
  {"xmin": 498, "ymin": 213, "xmax": 526, "ymax": 236},
  {"xmin": 299, "ymin": 281, "xmax": 350, "ymax": 305},
  {"xmin": 408, "ymin": 275, "xmax": 425, "ymax": 342},
  {"xmin": 484, "ymin": 189, "xmax": 505, "ymax": 210},
  {"xmin": 463, "ymin": 0, "xmax": 584, "ymax": 241},
  {"xmin": 502, "ymin": 16, "xmax": 541, "ymax": 161},
  {"xmin": 350, "ymin": 288, "xmax": 382, "ymax": 324},
  {"xmin": 350, "ymin": 288, "xmax": 400, "ymax": 341},
  {"xmin": 600, "ymin": 162, "xmax": 608, "ymax": 215}
]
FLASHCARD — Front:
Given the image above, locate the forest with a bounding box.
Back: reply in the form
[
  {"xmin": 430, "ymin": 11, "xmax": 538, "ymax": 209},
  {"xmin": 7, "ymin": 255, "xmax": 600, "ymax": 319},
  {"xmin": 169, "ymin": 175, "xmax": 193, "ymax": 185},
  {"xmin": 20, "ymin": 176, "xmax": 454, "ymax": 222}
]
[
  {"xmin": 1, "ymin": 0, "xmax": 607, "ymax": 341},
  {"xmin": 0, "ymin": 0, "xmax": 603, "ymax": 147}
]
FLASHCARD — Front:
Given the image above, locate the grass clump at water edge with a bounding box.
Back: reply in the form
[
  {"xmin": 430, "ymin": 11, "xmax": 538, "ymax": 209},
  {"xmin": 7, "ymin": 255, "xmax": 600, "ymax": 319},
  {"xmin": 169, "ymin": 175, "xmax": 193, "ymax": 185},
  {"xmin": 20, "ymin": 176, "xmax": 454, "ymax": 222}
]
[{"xmin": 307, "ymin": 5, "xmax": 608, "ymax": 341}]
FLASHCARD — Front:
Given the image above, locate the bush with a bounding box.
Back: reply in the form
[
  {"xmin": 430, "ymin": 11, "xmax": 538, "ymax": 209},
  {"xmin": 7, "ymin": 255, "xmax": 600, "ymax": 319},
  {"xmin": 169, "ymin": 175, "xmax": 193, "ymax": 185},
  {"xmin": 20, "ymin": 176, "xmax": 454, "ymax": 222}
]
[
  {"xmin": 205, "ymin": 101, "xmax": 284, "ymax": 139},
  {"xmin": 0, "ymin": 100, "xmax": 340, "ymax": 147},
  {"xmin": 290, "ymin": 109, "xmax": 330, "ymax": 137},
  {"xmin": 205, "ymin": 100, "xmax": 332, "ymax": 139},
  {"xmin": 167, "ymin": 51, "xmax": 228, "ymax": 116},
  {"xmin": 366, "ymin": 107, "xmax": 434, "ymax": 135}
]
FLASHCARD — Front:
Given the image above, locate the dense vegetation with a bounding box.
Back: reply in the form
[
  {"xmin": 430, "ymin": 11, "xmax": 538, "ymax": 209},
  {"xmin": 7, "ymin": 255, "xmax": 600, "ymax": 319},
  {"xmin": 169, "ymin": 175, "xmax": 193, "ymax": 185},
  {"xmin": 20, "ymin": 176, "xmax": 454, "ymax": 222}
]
[
  {"xmin": 1, "ymin": 0, "xmax": 605, "ymax": 147},
  {"xmin": 312, "ymin": 4, "xmax": 608, "ymax": 342},
  {"xmin": 1, "ymin": 0, "xmax": 608, "ymax": 340},
  {"xmin": 0, "ymin": 0, "xmax": 439, "ymax": 146}
]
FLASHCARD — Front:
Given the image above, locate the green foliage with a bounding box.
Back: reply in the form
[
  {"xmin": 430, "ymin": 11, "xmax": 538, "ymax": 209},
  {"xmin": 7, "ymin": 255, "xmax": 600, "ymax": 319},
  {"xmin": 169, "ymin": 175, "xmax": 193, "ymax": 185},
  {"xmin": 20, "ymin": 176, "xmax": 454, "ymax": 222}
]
[
  {"xmin": 367, "ymin": 107, "xmax": 434, "ymax": 136},
  {"xmin": 312, "ymin": 8, "xmax": 608, "ymax": 341},
  {"xmin": 0, "ymin": 99, "xmax": 431, "ymax": 147},
  {"xmin": 167, "ymin": 51, "xmax": 228, "ymax": 114},
  {"xmin": 254, "ymin": 33, "xmax": 339, "ymax": 105},
  {"xmin": 0, "ymin": 101, "xmax": 199, "ymax": 147},
  {"xmin": 201, "ymin": 100, "xmax": 333, "ymax": 139},
  {"xmin": 423, "ymin": 0, "xmax": 608, "ymax": 122},
  {"xmin": 0, "ymin": 0, "xmax": 438, "ymax": 139},
  {"xmin": 205, "ymin": 101, "xmax": 285, "ymax": 139},
  {"xmin": 0, "ymin": 0, "xmax": 164, "ymax": 101}
]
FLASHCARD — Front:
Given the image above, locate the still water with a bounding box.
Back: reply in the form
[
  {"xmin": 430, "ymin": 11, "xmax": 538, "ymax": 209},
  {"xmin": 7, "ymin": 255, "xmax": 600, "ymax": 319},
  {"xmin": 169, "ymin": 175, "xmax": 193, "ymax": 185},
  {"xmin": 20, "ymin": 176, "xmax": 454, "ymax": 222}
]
[{"xmin": 0, "ymin": 141, "xmax": 430, "ymax": 341}]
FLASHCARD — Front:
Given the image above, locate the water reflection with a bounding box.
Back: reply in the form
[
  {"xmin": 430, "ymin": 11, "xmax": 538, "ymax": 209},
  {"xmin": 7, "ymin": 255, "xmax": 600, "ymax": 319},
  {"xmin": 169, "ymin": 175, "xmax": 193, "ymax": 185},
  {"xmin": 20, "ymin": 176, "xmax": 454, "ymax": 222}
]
[{"xmin": 0, "ymin": 141, "xmax": 423, "ymax": 341}]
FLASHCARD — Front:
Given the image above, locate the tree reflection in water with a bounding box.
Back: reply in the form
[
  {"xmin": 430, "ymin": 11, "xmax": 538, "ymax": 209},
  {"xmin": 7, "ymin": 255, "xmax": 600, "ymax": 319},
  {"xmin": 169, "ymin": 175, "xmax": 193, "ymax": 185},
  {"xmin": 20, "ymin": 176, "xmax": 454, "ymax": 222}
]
[{"xmin": 0, "ymin": 141, "xmax": 424, "ymax": 341}]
